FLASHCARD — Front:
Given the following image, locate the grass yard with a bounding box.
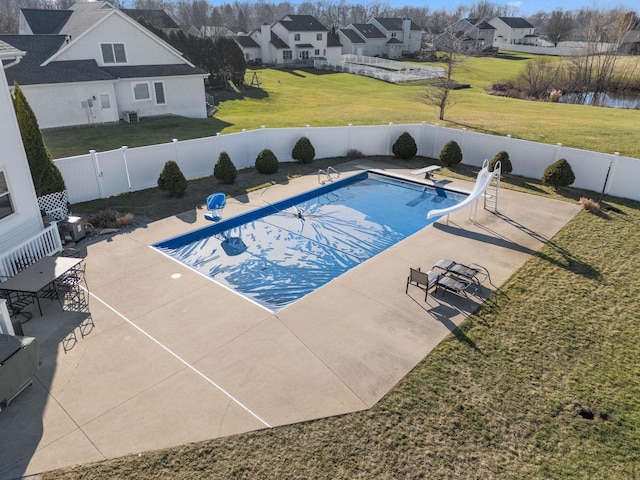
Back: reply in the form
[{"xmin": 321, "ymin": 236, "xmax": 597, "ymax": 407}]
[
  {"xmin": 43, "ymin": 53, "xmax": 640, "ymax": 159},
  {"xmin": 43, "ymin": 171, "xmax": 640, "ymax": 479}
]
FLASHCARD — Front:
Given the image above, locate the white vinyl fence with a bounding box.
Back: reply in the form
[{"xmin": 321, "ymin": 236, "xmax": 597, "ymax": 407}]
[{"xmin": 53, "ymin": 122, "xmax": 640, "ymax": 204}]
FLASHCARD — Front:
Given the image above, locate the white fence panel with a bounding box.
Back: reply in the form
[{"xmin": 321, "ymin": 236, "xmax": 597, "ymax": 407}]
[
  {"xmin": 608, "ymin": 155, "xmax": 640, "ymax": 199},
  {"xmin": 54, "ymin": 153, "xmax": 98, "ymax": 204},
  {"xmin": 175, "ymin": 136, "xmax": 218, "ymax": 179},
  {"xmin": 559, "ymin": 147, "xmax": 617, "ymax": 192},
  {"xmin": 214, "ymin": 131, "xmax": 254, "ymax": 169},
  {"xmin": 431, "ymin": 126, "xmax": 466, "ymax": 160},
  {"xmin": 263, "ymin": 127, "xmax": 305, "ymax": 162},
  {"xmin": 508, "ymin": 139, "xmax": 557, "ymax": 178},
  {"xmin": 349, "ymin": 125, "xmax": 389, "ymax": 155},
  {"xmin": 308, "ymin": 126, "xmax": 350, "ymax": 159},
  {"xmin": 458, "ymin": 130, "xmax": 508, "ymax": 167},
  {"xmin": 95, "ymin": 149, "xmax": 130, "ymax": 198},
  {"xmin": 126, "ymin": 143, "xmax": 174, "ymax": 191}
]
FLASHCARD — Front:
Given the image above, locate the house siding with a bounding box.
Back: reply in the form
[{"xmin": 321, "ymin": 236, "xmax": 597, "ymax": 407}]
[{"xmin": 0, "ymin": 54, "xmax": 44, "ymax": 253}]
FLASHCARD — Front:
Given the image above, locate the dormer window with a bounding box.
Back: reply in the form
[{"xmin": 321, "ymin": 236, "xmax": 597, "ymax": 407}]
[
  {"xmin": 294, "ymin": 33, "xmax": 300, "ymax": 41},
  {"xmin": 101, "ymin": 43, "xmax": 127, "ymax": 64}
]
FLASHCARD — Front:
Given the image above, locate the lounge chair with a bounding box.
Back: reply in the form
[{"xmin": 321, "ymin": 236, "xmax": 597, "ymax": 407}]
[
  {"xmin": 406, "ymin": 268, "xmax": 439, "ymax": 301},
  {"xmin": 204, "ymin": 193, "xmax": 227, "ymax": 221},
  {"xmin": 432, "ymin": 259, "xmax": 490, "ymax": 287},
  {"xmin": 435, "ymin": 274, "xmax": 472, "ymax": 300}
]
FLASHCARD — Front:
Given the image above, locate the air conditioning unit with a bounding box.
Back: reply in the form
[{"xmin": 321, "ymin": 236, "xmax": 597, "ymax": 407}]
[{"xmin": 123, "ymin": 111, "xmax": 139, "ymax": 123}]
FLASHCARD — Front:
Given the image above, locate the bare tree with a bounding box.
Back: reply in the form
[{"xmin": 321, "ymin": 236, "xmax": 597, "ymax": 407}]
[
  {"xmin": 545, "ymin": 9, "xmax": 574, "ymax": 47},
  {"xmin": 419, "ymin": 41, "xmax": 468, "ymax": 120}
]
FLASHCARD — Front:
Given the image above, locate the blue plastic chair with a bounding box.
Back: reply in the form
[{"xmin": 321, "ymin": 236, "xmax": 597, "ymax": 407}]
[{"xmin": 204, "ymin": 193, "xmax": 226, "ymax": 221}]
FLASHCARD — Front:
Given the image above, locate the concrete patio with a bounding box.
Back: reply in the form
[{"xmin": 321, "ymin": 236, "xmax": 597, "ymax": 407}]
[{"xmin": 0, "ymin": 160, "xmax": 581, "ymax": 479}]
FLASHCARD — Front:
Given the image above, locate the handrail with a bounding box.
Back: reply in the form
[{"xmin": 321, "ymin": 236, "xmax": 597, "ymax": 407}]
[
  {"xmin": 0, "ymin": 223, "xmax": 63, "ymax": 278},
  {"xmin": 318, "ymin": 167, "xmax": 341, "ymax": 185}
]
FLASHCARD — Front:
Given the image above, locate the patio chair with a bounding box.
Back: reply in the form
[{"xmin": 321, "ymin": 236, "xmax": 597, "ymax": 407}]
[
  {"xmin": 405, "ymin": 268, "xmax": 439, "ymax": 301},
  {"xmin": 432, "ymin": 259, "xmax": 490, "ymax": 289},
  {"xmin": 435, "ymin": 274, "xmax": 473, "ymax": 303},
  {"xmin": 1, "ymin": 276, "xmax": 34, "ymax": 323},
  {"xmin": 204, "ymin": 192, "xmax": 227, "ymax": 221}
]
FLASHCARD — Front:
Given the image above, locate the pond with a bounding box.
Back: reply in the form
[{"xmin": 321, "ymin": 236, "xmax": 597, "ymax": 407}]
[{"xmin": 558, "ymin": 91, "xmax": 640, "ymax": 109}]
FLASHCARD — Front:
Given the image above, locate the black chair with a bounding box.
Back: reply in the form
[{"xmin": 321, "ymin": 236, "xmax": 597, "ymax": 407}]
[{"xmin": 406, "ymin": 268, "xmax": 439, "ymax": 302}]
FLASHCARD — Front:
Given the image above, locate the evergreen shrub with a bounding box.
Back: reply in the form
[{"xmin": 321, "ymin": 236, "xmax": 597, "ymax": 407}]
[
  {"xmin": 392, "ymin": 131, "xmax": 417, "ymax": 159},
  {"xmin": 439, "ymin": 140, "xmax": 463, "ymax": 166},
  {"xmin": 255, "ymin": 149, "xmax": 279, "ymax": 174},
  {"xmin": 158, "ymin": 160, "xmax": 188, "ymax": 197},
  {"xmin": 489, "ymin": 151, "xmax": 512, "ymax": 174},
  {"xmin": 292, "ymin": 137, "xmax": 315, "ymax": 164},
  {"xmin": 214, "ymin": 151, "xmax": 237, "ymax": 184},
  {"xmin": 542, "ymin": 158, "xmax": 575, "ymax": 188}
]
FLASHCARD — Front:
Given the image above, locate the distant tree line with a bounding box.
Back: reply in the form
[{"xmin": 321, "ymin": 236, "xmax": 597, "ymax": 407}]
[{"xmin": 1, "ymin": 0, "xmax": 637, "ymax": 42}]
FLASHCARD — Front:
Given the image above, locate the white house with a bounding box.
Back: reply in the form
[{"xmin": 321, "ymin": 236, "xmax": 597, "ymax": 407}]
[
  {"xmin": 0, "ymin": 40, "xmax": 47, "ymax": 254},
  {"xmin": 434, "ymin": 18, "xmax": 496, "ymax": 53},
  {"xmin": 338, "ymin": 18, "xmax": 422, "ymax": 59},
  {"xmin": 244, "ymin": 15, "xmax": 342, "ymax": 65},
  {"xmin": 489, "ymin": 17, "xmax": 537, "ymax": 47},
  {"xmin": 1, "ymin": 1, "xmax": 208, "ymax": 129}
]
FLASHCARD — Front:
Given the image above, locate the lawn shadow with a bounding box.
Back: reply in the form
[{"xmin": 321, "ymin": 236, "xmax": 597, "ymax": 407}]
[{"xmin": 428, "ymin": 301, "xmax": 483, "ymax": 354}]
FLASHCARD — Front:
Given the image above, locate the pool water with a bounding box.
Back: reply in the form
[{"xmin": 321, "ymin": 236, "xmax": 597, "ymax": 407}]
[{"xmin": 153, "ymin": 171, "xmax": 466, "ymax": 311}]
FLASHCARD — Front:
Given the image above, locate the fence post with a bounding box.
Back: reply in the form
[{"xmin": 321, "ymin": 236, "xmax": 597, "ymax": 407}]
[
  {"xmin": 121, "ymin": 146, "xmax": 132, "ymax": 191},
  {"xmin": 347, "ymin": 123, "xmax": 352, "ymax": 154},
  {"xmin": 554, "ymin": 143, "xmax": 563, "ymax": 161},
  {"xmin": 388, "ymin": 122, "xmax": 394, "ymax": 155},
  {"xmin": 90, "ymin": 149, "xmax": 105, "ymax": 199},
  {"xmin": 419, "ymin": 121, "xmax": 426, "ymax": 157},
  {"xmin": 261, "ymin": 126, "xmax": 266, "ymax": 154},
  {"xmin": 172, "ymin": 138, "xmax": 179, "ymax": 165}
]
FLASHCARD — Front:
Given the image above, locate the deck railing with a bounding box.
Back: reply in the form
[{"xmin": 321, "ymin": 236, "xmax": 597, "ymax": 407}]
[{"xmin": 0, "ymin": 223, "xmax": 63, "ymax": 278}]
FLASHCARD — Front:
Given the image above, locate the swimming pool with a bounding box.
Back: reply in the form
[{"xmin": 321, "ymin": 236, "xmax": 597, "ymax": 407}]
[{"xmin": 153, "ymin": 171, "xmax": 466, "ymax": 311}]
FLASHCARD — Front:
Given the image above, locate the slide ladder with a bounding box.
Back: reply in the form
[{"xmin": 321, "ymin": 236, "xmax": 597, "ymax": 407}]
[
  {"xmin": 318, "ymin": 166, "xmax": 340, "ymax": 185},
  {"xmin": 483, "ymin": 163, "xmax": 500, "ymax": 212}
]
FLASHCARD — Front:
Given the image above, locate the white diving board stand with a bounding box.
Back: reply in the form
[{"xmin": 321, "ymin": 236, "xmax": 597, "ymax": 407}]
[{"xmin": 410, "ymin": 165, "xmax": 441, "ymax": 179}]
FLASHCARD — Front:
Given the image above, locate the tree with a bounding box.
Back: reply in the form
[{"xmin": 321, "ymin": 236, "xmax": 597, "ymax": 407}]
[
  {"xmin": 11, "ymin": 82, "xmax": 66, "ymax": 197},
  {"xmin": 292, "ymin": 137, "xmax": 316, "ymax": 164},
  {"xmin": 392, "ymin": 132, "xmax": 417, "ymax": 159},
  {"xmin": 419, "ymin": 42, "xmax": 468, "ymax": 120},
  {"xmin": 489, "ymin": 151, "xmax": 512, "ymax": 174},
  {"xmin": 255, "ymin": 149, "xmax": 279, "ymax": 174},
  {"xmin": 439, "ymin": 140, "xmax": 463, "ymax": 166},
  {"xmin": 214, "ymin": 151, "xmax": 237, "ymax": 184},
  {"xmin": 211, "ymin": 36, "xmax": 246, "ymax": 87},
  {"xmin": 542, "ymin": 158, "xmax": 575, "ymax": 188},
  {"xmin": 158, "ymin": 160, "xmax": 188, "ymax": 197},
  {"xmin": 546, "ymin": 9, "xmax": 574, "ymax": 47}
]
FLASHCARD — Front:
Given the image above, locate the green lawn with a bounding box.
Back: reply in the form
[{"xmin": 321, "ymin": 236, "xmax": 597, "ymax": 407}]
[{"xmin": 44, "ymin": 53, "xmax": 640, "ymax": 159}]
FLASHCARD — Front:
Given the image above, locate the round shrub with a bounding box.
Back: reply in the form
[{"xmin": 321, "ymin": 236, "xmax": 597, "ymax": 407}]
[
  {"xmin": 489, "ymin": 151, "xmax": 512, "ymax": 174},
  {"xmin": 292, "ymin": 137, "xmax": 315, "ymax": 164},
  {"xmin": 439, "ymin": 140, "xmax": 462, "ymax": 166},
  {"xmin": 214, "ymin": 151, "xmax": 237, "ymax": 184},
  {"xmin": 392, "ymin": 131, "xmax": 417, "ymax": 159},
  {"xmin": 255, "ymin": 148, "xmax": 279, "ymax": 174},
  {"xmin": 542, "ymin": 158, "xmax": 575, "ymax": 189},
  {"xmin": 157, "ymin": 160, "xmax": 187, "ymax": 197}
]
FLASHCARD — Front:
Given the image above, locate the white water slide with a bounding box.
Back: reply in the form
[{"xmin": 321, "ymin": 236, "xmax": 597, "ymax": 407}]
[{"xmin": 427, "ymin": 159, "xmax": 501, "ymax": 223}]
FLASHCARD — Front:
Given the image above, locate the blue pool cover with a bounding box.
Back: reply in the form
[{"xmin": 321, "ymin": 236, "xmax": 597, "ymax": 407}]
[{"xmin": 153, "ymin": 171, "xmax": 466, "ymax": 311}]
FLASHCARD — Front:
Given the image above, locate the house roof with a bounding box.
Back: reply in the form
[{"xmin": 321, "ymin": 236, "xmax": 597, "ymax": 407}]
[
  {"xmin": 351, "ymin": 24, "xmax": 386, "ymax": 39},
  {"xmin": 234, "ymin": 35, "xmax": 260, "ymax": 48},
  {"xmin": 465, "ymin": 18, "xmax": 495, "ymax": 29},
  {"xmin": 496, "ymin": 17, "xmax": 535, "ymax": 29},
  {"xmin": 279, "ymin": 15, "xmax": 327, "ymax": 32},
  {"xmin": 295, "ymin": 43, "xmax": 314, "ymax": 48},
  {"xmin": 20, "ymin": 8, "xmax": 72, "ymax": 34},
  {"xmin": 387, "ymin": 37, "xmax": 402, "ymax": 44},
  {"xmin": 339, "ymin": 28, "xmax": 365, "ymax": 43},
  {"xmin": 121, "ymin": 8, "xmax": 179, "ymax": 29},
  {"xmin": 373, "ymin": 18, "xmax": 421, "ymax": 31},
  {"xmin": 327, "ymin": 34, "xmax": 342, "ymax": 47},
  {"xmin": 270, "ymin": 32, "xmax": 289, "ymax": 49},
  {"xmin": 0, "ymin": 39, "xmax": 25, "ymax": 60},
  {"xmin": 0, "ymin": 34, "xmax": 205, "ymax": 86}
]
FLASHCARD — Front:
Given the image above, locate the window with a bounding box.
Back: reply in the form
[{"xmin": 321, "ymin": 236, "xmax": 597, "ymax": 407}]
[
  {"xmin": 294, "ymin": 33, "xmax": 300, "ymax": 41},
  {"xmin": 154, "ymin": 82, "xmax": 166, "ymax": 104},
  {"xmin": 133, "ymin": 82, "xmax": 150, "ymax": 100},
  {"xmin": 0, "ymin": 171, "xmax": 14, "ymax": 220},
  {"xmin": 299, "ymin": 50, "xmax": 309, "ymax": 59},
  {"xmin": 283, "ymin": 50, "xmax": 292, "ymax": 60},
  {"xmin": 317, "ymin": 33, "xmax": 322, "ymax": 40},
  {"xmin": 391, "ymin": 32, "xmax": 397, "ymax": 38},
  {"xmin": 101, "ymin": 43, "xmax": 126, "ymax": 63},
  {"xmin": 314, "ymin": 49, "xmax": 319, "ymax": 56},
  {"xmin": 99, "ymin": 93, "xmax": 110, "ymax": 109}
]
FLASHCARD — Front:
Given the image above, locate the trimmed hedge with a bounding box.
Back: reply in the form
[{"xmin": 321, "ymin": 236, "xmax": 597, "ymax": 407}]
[
  {"xmin": 255, "ymin": 148, "xmax": 279, "ymax": 174},
  {"xmin": 439, "ymin": 140, "xmax": 462, "ymax": 166},
  {"xmin": 292, "ymin": 137, "xmax": 315, "ymax": 164},
  {"xmin": 214, "ymin": 151, "xmax": 237, "ymax": 184},
  {"xmin": 392, "ymin": 131, "xmax": 417, "ymax": 159},
  {"xmin": 489, "ymin": 151, "xmax": 512, "ymax": 174},
  {"xmin": 158, "ymin": 160, "xmax": 188, "ymax": 197},
  {"xmin": 542, "ymin": 158, "xmax": 575, "ymax": 188}
]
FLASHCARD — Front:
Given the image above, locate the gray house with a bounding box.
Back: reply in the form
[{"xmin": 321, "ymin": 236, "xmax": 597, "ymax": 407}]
[{"xmin": 433, "ymin": 18, "xmax": 496, "ymax": 53}]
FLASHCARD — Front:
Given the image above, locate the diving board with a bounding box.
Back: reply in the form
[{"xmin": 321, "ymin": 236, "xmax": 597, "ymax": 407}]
[
  {"xmin": 410, "ymin": 165, "xmax": 441, "ymax": 179},
  {"xmin": 427, "ymin": 159, "xmax": 500, "ymax": 224}
]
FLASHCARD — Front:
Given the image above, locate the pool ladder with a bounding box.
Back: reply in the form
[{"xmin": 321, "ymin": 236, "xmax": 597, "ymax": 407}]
[{"xmin": 318, "ymin": 166, "xmax": 340, "ymax": 185}]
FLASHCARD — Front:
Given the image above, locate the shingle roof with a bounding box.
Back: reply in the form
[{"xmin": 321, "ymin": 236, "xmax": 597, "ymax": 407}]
[
  {"xmin": 339, "ymin": 28, "xmax": 365, "ymax": 43},
  {"xmin": 465, "ymin": 18, "xmax": 496, "ymax": 29},
  {"xmin": 373, "ymin": 18, "xmax": 421, "ymax": 31},
  {"xmin": 326, "ymin": 34, "xmax": 342, "ymax": 47},
  {"xmin": 20, "ymin": 8, "xmax": 72, "ymax": 34},
  {"xmin": 121, "ymin": 8, "xmax": 179, "ymax": 29},
  {"xmin": 270, "ymin": 32, "xmax": 289, "ymax": 49},
  {"xmin": 497, "ymin": 17, "xmax": 535, "ymax": 29},
  {"xmin": 386, "ymin": 37, "xmax": 402, "ymax": 44},
  {"xmin": 279, "ymin": 15, "xmax": 327, "ymax": 32},
  {"xmin": 351, "ymin": 24, "xmax": 386, "ymax": 39},
  {"xmin": 0, "ymin": 34, "xmax": 205, "ymax": 86},
  {"xmin": 234, "ymin": 35, "xmax": 260, "ymax": 48},
  {"xmin": 0, "ymin": 39, "xmax": 24, "ymax": 59}
]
